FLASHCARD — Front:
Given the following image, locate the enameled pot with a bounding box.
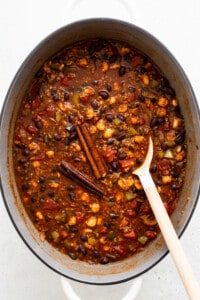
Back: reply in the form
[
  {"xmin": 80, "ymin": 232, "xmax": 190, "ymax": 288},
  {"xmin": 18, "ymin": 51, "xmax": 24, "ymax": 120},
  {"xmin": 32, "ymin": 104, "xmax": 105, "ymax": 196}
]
[{"xmin": 0, "ymin": 18, "xmax": 200, "ymax": 284}]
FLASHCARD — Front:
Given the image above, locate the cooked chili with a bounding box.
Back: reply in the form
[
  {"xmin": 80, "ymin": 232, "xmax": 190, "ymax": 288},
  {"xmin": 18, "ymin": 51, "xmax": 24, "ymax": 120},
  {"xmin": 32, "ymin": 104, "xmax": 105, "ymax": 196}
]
[{"xmin": 13, "ymin": 39, "xmax": 187, "ymax": 264}]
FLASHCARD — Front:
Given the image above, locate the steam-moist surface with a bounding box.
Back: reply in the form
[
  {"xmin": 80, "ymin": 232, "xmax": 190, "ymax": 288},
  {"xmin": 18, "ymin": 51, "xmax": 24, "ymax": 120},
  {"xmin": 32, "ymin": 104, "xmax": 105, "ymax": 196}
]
[{"xmin": 13, "ymin": 39, "xmax": 186, "ymax": 264}]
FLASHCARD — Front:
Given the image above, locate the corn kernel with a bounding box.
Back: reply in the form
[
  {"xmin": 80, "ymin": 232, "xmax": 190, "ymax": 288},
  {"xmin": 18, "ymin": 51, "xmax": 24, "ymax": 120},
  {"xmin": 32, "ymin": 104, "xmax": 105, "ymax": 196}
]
[
  {"xmin": 96, "ymin": 119, "xmax": 106, "ymax": 131},
  {"xmin": 103, "ymin": 128, "xmax": 115, "ymax": 139},
  {"xmin": 109, "ymin": 96, "xmax": 116, "ymax": 105},
  {"xmin": 134, "ymin": 135, "xmax": 144, "ymax": 143},
  {"xmin": 141, "ymin": 74, "xmax": 149, "ymax": 85},
  {"xmin": 86, "ymin": 216, "xmax": 97, "ymax": 227},
  {"xmin": 118, "ymin": 104, "xmax": 128, "ymax": 113},
  {"xmin": 162, "ymin": 175, "xmax": 172, "ymax": 184},
  {"xmin": 158, "ymin": 97, "xmax": 169, "ymax": 107},
  {"xmin": 32, "ymin": 161, "xmax": 40, "ymax": 168},
  {"xmin": 46, "ymin": 150, "xmax": 54, "ymax": 158},
  {"xmin": 156, "ymin": 107, "xmax": 166, "ymax": 117},
  {"xmin": 101, "ymin": 61, "xmax": 109, "ymax": 72},
  {"xmin": 89, "ymin": 203, "xmax": 100, "ymax": 213},
  {"xmin": 85, "ymin": 108, "xmax": 95, "ymax": 120},
  {"xmin": 36, "ymin": 211, "xmax": 43, "ymax": 220},
  {"xmin": 68, "ymin": 216, "xmax": 77, "ymax": 225},
  {"xmin": 81, "ymin": 192, "xmax": 90, "ymax": 202}
]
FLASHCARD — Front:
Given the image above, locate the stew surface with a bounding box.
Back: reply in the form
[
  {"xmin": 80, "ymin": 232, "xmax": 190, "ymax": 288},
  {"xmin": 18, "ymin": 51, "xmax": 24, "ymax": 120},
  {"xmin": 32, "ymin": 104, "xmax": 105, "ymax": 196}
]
[{"xmin": 13, "ymin": 39, "xmax": 186, "ymax": 264}]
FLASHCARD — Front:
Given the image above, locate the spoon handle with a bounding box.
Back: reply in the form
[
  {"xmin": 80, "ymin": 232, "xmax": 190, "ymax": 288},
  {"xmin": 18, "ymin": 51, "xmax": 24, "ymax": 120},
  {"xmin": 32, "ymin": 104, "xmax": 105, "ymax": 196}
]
[{"xmin": 139, "ymin": 171, "xmax": 200, "ymax": 300}]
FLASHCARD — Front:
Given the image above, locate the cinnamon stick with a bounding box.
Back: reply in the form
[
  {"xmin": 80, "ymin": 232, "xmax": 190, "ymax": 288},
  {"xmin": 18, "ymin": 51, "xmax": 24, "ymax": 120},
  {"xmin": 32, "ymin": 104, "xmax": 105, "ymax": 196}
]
[
  {"xmin": 77, "ymin": 124, "xmax": 107, "ymax": 179},
  {"xmin": 60, "ymin": 160, "xmax": 104, "ymax": 197}
]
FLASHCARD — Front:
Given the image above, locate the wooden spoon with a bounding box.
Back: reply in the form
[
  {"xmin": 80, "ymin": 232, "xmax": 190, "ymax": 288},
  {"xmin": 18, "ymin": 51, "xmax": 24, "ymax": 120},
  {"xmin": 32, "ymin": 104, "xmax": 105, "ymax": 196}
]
[{"xmin": 133, "ymin": 136, "xmax": 200, "ymax": 300}]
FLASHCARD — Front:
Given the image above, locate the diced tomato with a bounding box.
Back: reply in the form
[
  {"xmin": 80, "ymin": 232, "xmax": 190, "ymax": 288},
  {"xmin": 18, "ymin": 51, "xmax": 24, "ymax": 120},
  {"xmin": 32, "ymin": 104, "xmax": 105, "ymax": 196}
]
[
  {"xmin": 29, "ymin": 154, "xmax": 45, "ymax": 161},
  {"xmin": 26, "ymin": 125, "xmax": 38, "ymax": 134},
  {"xmin": 132, "ymin": 55, "xmax": 142, "ymax": 68},
  {"xmin": 123, "ymin": 229, "xmax": 137, "ymax": 239},
  {"xmin": 42, "ymin": 198, "xmax": 58, "ymax": 210},
  {"xmin": 113, "ymin": 244, "xmax": 126, "ymax": 255},
  {"xmin": 156, "ymin": 158, "xmax": 172, "ymax": 175},
  {"xmin": 59, "ymin": 230, "xmax": 68, "ymax": 239},
  {"xmin": 118, "ymin": 158, "xmax": 135, "ymax": 171},
  {"xmin": 100, "ymin": 226, "xmax": 109, "ymax": 234},
  {"xmin": 102, "ymin": 147, "xmax": 116, "ymax": 163},
  {"xmin": 61, "ymin": 74, "xmax": 75, "ymax": 86},
  {"xmin": 75, "ymin": 211, "xmax": 85, "ymax": 221},
  {"xmin": 145, "ymin": 231, "xmax": 158, "ymax": 239},
  {"xmin": 31, "ymin": 96, "xmax": 41, "ymax": 109}
]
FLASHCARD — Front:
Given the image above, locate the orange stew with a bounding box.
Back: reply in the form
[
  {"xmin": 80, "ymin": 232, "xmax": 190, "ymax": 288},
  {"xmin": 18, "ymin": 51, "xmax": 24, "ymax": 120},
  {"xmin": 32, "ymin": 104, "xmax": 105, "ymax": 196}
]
[{"xmin": 13, "ymin": 39, "xmax": 186, "ymax": 264}]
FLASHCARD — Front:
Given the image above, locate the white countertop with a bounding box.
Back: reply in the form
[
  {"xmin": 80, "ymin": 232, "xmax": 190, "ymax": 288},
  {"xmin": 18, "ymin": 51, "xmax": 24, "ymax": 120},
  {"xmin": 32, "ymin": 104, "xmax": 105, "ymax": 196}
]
[{"xmin": 0, "ymin": 1, "xmax": 200, "ymax": 299}]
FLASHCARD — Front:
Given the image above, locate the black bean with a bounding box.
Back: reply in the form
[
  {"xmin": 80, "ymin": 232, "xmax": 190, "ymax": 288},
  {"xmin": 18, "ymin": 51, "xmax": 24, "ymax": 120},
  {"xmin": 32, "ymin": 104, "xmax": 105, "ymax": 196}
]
[
  {"xmin": 100, "ymin": 256, "xmax": 109, "ymax": 264},
  {"xmin": 64, "ymin": 138, "xmax": 70, "ymax": 145},
  {"xmin": 80, "ymin": 233, "xmax": 88, "ymax": 242},
  {"xmin": 105, "ymin": 113, "xmax": 114, "ymax": 121},
  {"xmin": 23, "ymin": 149, "xmax": 30, "ymax": 156},
  {"xmin": 109, "ymin": 54, "xmax": 117, "ymax": 64},
  {"xmin": 15, "ymin": 143, "xmax": 26, "ymax": 149},
  {"xmin": 69, "ymin": 124, "xmax": 77, "ymax": 132},
  {"xmin": 54, "ymin": 132, "xmax": 61, "ymax": 141},
  {"xmin": 150, "ymin": 164, "xmax": 157, "ymax": 173},
  {"xmin": 123, "ymin": 52, "xmax": 132, "ymax": 61},
  {"xmin": 175, "ymin": 131, "xmax": 185, "ymax": 144},
  {"xmin": 78, "ymin": 244, "xmax": 87, "ymax": 255},
  {"xmin": 93, "ymin": 250, "xmax": 100, "ymax": 258},
  {"xmin": 139, "ymin": 66, "xmax": 146, "ymax": 74},
  {"xmin": 110, "ymin": 161, "xmax": 119, "ymax": 171},
  {"xmin": 31, "ymin": 195, "xmax": 37, "ymax": 202},
  {"xmin": 92, "ymin": 80, "xmax": 99, "ymax": 86},
  {"xmin": 34, "ymin": 120, "xmax": 43, "ymax": 129},
  {"xmin": 118, "ymin": 66, "xmax": 126, "ymax": 76},
  {"xmin": 68, "ymin": 191, "xmax": 75, "ymax": 201},
  {"xmin": 109, "ymin": 213, "xmax": 119, "ymax": 219},
  {"xmin": 150, "ymin": 117, "xmax": 158, "ymax": 128},
  {"xmin": 161, "ymin": 142, "xmax": 168, "ymax": 151},
  {"xmin": 103, "ymin": 221, "xmax": 111, "ymax": 229},
  {"xmin": 67, "ymin": 184, "xmax": 75, "ymax": 191},
  {"xmin": 137, "ymin": 94, "xmax": 145, "ymax": 102},
  {"xmin": 18, "ymin": 158, "xmax": 27, "ymax": 164},
  {"xmin": 48, "ymin": 191, "xmax": 55, "ymax": 198},
  {"xmin": 91, "ymin": 99, "xmax": 98, "ymax": 110},
  {"xmin": 40, "ymin": 184, "xmax": 46, "ymax": 192},
  {"xmin": 64, "ymin": 91, "xmax": 70, "ymax": 101},
  {"xmin": 21, "ymin": 183, "xmax": 30, "ymax": 191},
  {"xmin": 157, "ymin": 117, "xmax": 165, "ymax": 125},
  {"xmin": 69, "ymin": 226, "xmax": 78, "ymax": 233},
  {"xmin": 99, "ymin": 106, "xmax": 106, "ymax": 114},
  {"xmin": 107, "ymin": 137, "xmax": 115, "ymax": 145},
  {"xmin": 52, "ymin": 94, "xmax": 59, "ymax": 101},
  {"xmin": 68, "ymin": 132, "xmax": 77, "ymax": 141},
  {"xmin": 171, "ymin": 168, "xmax": 179, "ymax": 178},
  {"xmin": 106, "ymin": 83, "xmax": 112, "ymax": 92},
  {"xmin": 118, "ymin": 152, "xmax": 127, "ymax": 160},
  {"xmin": 136, "ymin": 157, "xmax": 143, "ymax": 165},
  {"xmin": 117, "ymin": 132, "xmax": 126, "ymax": 141},
  {"xmin": 163, "ymin": 86, "xmax": 176, "ymax": 97},
  {"xmin": 108, "ymin": 196, "xmax": 115, "ymax": 202},
  {"xmin": 172, "ymin": 184, "xmax": 180, "ymax": 190},
  {"xmin": 68, "ymin": 114, "xmax": 75, "ymax": 122},
  {"xmin": 98, "ymin": 90, "xmax": 109, "ymax": 100},
  {"xmin": 117, "ymin": 114, "xmax": 126, "ymax": 121},
  {"xmin": 38, "ymin": 176, "xmax": 45, "ymax": 183}
]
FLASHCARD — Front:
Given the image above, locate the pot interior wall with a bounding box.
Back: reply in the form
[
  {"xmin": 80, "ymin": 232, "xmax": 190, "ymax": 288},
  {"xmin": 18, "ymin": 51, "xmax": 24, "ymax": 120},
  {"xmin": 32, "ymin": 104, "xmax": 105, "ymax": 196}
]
[{"xmin": 1, "ymin": 19, "xmax": 200, "ymax": 284}]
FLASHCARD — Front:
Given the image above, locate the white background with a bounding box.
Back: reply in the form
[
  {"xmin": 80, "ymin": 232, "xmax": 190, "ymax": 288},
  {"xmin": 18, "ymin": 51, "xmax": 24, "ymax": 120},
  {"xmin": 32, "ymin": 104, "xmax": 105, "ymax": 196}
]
[{"xmin": 0, "ymin": 0, "xmax": 200, "ymax": 299}]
